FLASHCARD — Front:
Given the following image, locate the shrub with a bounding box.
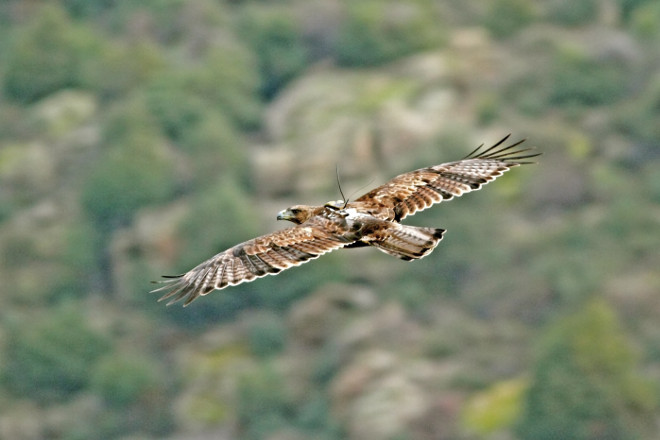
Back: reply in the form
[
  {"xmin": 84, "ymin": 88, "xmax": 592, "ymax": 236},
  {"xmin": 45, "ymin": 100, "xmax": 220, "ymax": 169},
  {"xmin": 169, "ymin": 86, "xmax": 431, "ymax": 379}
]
[
  {"xmin": 81, "ymin": 98, "xmax": 176, "ymax": 231},
  {"xmin": 198, "ymin": 46, "xmax": 262, "ymax": 128},
  {"xmin": 45, "ymin": 218, "xmax": 100, "ymax": 302},
  {"xmin": 83, "ymin": 41, "xmax": 165, "ymax": 100},
  {"xmin": 178, "ymin": 110, "xmax": 249, "ymax": 187},
  {"xmin": 516, "ymin": 300, "xmax": 657, "ymax": 439},
  {"xmin": 238, "ymin": 4, "xmax": 309, "ymax": 99},
  {"xmin": 616, "ymin": 0, "xmax": 656, "ymax": 22},
  {"xmin": 237, "ymin": 363, "xmax": 293, "ymax": 439},
  {"xmin": 335, "ymin": 0, "xmax": 444, "ymax": 66},
  {"xmin": 2, "ymin": 5, "xmax": 101, "ymax": 104},
  {"xmin": 61, "ymin": 0, "xmax": 115, "ymax": 18},
  {"xmin": 296, "ymin": 393, "xmax": 343, "ymax": 439},
  {"xmin": 248, "ymin": 313, "xmax": 287, "ymax": 358},
  {"xmin": 484, "ymin": 0, "xmax": 536, "ymax": 39},
  {"xmin": 615, "ymin": 74, "xmax": 660, "ymax": 143},
  {"xmin": 145, "ymin": 72, "xmax": 209, "ymax": 141},
  {"xmin": 546, "ymin": 0, "xmax": 597, "ymax": 26},
  {"xmin": 2, "ymin": 304, "xmax": 111, "ymax": 402},
  {"xmin": 630, "ymin": 2, "xmax": 660, "ymax": 39},
  {"xmin": 550, "ymin": 45, "xmax": 629, "ymax": 107},
  {"xmin": 91, "ymin": 354, "xmax": 160, "ymax": 408},
  {"xmin": 462, "ymin": 378, "xmax": 527, "ymax": 434},
  {"xmin": 145, "ymin": 44, "xmax": 261, "ymax": 132}
]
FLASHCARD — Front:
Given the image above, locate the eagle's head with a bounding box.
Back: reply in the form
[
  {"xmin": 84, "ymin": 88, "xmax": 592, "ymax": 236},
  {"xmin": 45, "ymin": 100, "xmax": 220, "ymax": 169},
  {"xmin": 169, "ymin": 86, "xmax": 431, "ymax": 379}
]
[{"xmin": 277, "ymin": 205, "xmax": 319, "ymax": 225}]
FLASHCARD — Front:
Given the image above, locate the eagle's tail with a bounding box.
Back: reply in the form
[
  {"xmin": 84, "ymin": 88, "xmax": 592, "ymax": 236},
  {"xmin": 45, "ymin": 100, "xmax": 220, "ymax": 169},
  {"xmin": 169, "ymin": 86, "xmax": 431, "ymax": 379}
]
[{"xmin": 370, "ymin": 225, "xmax": 445, "ymax": 261}]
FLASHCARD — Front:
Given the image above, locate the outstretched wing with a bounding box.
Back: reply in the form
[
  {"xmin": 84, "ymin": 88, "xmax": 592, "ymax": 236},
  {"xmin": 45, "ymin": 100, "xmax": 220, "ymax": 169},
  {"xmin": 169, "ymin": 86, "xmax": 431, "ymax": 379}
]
[
  {"xmin": 352, "ymin": 135, "xmax": 539, "ymax": 221},
  {"xmin": 152, "ymin": 226, "xmax": 348, "ymax": 306}
]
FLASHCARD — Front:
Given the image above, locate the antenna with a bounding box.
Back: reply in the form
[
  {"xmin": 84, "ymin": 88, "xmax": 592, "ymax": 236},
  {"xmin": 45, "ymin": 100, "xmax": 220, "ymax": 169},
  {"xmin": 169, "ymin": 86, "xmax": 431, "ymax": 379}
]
[{"xmin": 336, "ymin": 164, "xmax": 348, "ymax": 207}]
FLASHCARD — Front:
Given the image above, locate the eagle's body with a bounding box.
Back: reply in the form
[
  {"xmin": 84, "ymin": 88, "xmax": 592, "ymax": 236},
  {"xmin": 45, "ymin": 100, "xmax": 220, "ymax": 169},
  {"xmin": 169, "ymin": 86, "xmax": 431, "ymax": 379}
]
[{"xmin": 153, "ymin": 135, "xmax": 539, "ymax": 306}]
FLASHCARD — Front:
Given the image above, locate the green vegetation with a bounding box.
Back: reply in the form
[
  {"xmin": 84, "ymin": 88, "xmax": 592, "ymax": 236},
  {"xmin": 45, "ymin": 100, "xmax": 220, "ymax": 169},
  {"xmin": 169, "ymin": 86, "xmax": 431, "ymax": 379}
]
[
  {"xmin": 236, "ymin": 363, "xmax": 293, "ymax": 439},
  {"xmin": 81, "ymin": 98, "xmax": 176, "ymax": 231},
  {"xmin": 335, "ymin": 0, "xmax": 444, "ymax": 66},
  {"xmin": 91, "ymin": 354, "xmax": 161, "ymax": 408},
  {"xmin": 517, "ymin": 300, "xmax": 657, "ymax": 439},
  {"xmin": 2, "ymin": 304, "xmax": 111, "ymax": 402},
  {"xmin": 248, "ymin": 313, "xmax": 288, "ymax": 358},
  {"xmin": 550, "ymin": 45, "xmax": 630, "ymax": 107},
  {"xmin": 546, "ymin": 0, "xmax": 598, "ymax": 26},
  {"xmin": 484, "ymin": 0, "xmax": 536, "ymax": 39},
  {"xmin": 0, "ymin": 1, "xmax": 658, "ymax": 439},
  {"xmin": 462, "ymin": 378, "xmax": 527, "ymax": 435},
  {"xmin": 239, "ymin": 4, "xmax": 309, "ymax": 99},
  {"xmin": 3, "ymin": 6, "xmax": 99, "ymax": 103}
]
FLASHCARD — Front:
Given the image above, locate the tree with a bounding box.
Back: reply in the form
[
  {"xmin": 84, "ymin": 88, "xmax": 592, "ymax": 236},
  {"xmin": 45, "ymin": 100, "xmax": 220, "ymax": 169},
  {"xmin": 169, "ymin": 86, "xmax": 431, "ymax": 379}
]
[
  {"xmin": 238, "ymin": 4, "xmax": 308, "ymax": 99},
  {"xmin": 80, "ymin": 98, "xmax": 176, "ymax": 232},
  {"xmin": 484, "ymin": 0, "xmax": 536, "ymax": 39},
  {"xmin": 2, "ymin": 5, "xmax": 100, "ymax": 103},
  {"xmin": 335, "ymin": 0, "xmax": 444, "ymax": 66},
  {"xmin": 2, "ymin": 304, "xmax": 111, "ymax": 402},
  {"xmin": 516, "ymin": 299, "xmax": 656, "ymax": 440}
]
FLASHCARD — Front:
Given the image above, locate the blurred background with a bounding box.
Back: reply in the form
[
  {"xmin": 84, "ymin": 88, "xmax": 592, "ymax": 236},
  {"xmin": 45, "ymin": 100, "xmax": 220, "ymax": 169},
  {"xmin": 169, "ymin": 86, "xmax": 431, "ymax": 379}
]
[{"xmin": 0, "ymin": 0, "xmax": 659, "ymax": 439}]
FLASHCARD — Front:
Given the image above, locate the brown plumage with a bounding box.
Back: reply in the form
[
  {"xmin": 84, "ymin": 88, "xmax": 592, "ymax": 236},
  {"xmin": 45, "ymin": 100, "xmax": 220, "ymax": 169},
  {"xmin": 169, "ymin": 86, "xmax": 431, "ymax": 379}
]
[{"xmin": 152, "ymin": 135, "xmax": 539, "ymax": 306}]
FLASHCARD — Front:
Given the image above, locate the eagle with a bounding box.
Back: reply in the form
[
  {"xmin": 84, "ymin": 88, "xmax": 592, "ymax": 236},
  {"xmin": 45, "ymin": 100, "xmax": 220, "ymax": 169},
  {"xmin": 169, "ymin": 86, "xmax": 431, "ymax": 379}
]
[{"xmin": 152, "ymin": 135, "xmax": 539, "ymax": 306}]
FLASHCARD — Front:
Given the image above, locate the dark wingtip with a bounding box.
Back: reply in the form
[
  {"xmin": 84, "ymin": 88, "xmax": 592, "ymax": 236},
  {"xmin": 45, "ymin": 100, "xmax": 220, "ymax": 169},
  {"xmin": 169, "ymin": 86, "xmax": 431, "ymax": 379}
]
[
  {"xmin": 465, "ymin": 134, "xmax": 511, "ymax": 159},
  {"xmin": 465, "ymin": 135, "xmax": 542, "ymax": 165}
]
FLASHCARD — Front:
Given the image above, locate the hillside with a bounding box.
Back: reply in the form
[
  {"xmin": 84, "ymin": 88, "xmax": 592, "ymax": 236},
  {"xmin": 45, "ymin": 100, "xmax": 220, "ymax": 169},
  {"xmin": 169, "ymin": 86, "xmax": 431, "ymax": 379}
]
[{"xmin": 0, "ymin": 1, "xmax": 659, "ymax": 439}]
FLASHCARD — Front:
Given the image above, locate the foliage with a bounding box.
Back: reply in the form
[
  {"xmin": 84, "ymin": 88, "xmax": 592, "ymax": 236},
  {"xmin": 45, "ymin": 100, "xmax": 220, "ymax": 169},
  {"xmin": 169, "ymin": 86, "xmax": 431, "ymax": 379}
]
[
  {"xmin": 80, "ymin": 98, "xmax": 176, "ymax": 231},
  {"xmin": 616, "ymin": 0, "xmax": 657, "ymax": 21},
  {"xmin": 2, "ymin": 304, "xmax": 111, "ymax": 402},
  {"xmin": 203, "ymin": 45, "xmax": 263, "ymax": 128},
  {"xmin": 615, "ymin": 74, "xmax": 660, "ymax": 143},
  {"xmin": 91, "ymin": 353, "xmax": 160, "ymax": 408},
  {"xmin": 45, "ymin": 217, "xmax": 100, "ymax": 302},
  {"xmin": 144, "ymin": 72, "xmax": 210, "ymax": 142},
  {"xmin": 239, "ymin": 4, "xmax": 309, "ymax": 99},
  {"xmin": 144, "ymin": 44, "xmax": 261, "ymax": 131},
  {"xmin": 83, "ymin": 40, "xmax": 165, "ymax": 101},
  {"xmin": 630, "ymin": 2, "xmax": 660, "ymax": 39},
  {"xmin": 296, "ymin": 393, "xmax": 344, "ymax": 439},
  {"xmin": 237, "ymin": 363, "xmax": 293, "ymax": 439},
  {"xmin": 462, "ymin": 378, "xmax": 527, "ymax": 434},
  {"xmin": 143, "ymin": 62, "xmax": 252, "ymax": 186},
  {"xmin": 0, "ymin": 212, "xmax": 98, "ymax": 305},
  {"xmin": 102, "ymin": 0, "xmax": 197, "ymax": 44},
  {"xmin": 0, "ymin": 1, "xmax": 659, "ymax": 439},
  {"xmin": 516, "ymin": 300, "xmax": 657, "ymax": 440},
  {"xmin": 549, "ymin": 45, "xmax": 631, "ymax": 107},
  {"xmin": 335, "ymin": 0, "xmax": 444, "ymax": 66},
  {"xmin": 546, "ymin": 0, "xmax": 597, "ymax": 26},
  {"xmin": 248, "ymin": 312, "xmax": 288, "ymax": 358},
  {"xmin": 484, "ymin": 0, "xmax": 536, "ymax": 39},
  {"xmin": 177, "ymin": 109, "xmax": 249, "ymax": 187},
  {"xmin": 235, "ymin": 364, "xmax": 342, "ymax": 439},
  {"xmin": 2, "ymin": 5, "xmax": 101, "ymax": 104},
  {"xmin": 61, "ymin": 0, "xmax": 115, "ymax": 18}
]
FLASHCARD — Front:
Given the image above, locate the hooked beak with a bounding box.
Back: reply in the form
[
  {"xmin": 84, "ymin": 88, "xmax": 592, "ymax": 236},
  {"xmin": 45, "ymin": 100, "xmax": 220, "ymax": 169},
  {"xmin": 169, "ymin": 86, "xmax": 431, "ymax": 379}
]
[{"xmin": 277, "ymin": 209, "xmax": 293, "ymax": 221}]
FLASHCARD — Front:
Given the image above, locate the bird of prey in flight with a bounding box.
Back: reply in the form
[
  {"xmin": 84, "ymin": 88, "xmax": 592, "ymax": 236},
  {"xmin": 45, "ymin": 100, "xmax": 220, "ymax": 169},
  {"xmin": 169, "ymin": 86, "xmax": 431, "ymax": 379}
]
[{"xmin": 152, "ymin": 134, "xmax": 539, "ymax": 306}]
